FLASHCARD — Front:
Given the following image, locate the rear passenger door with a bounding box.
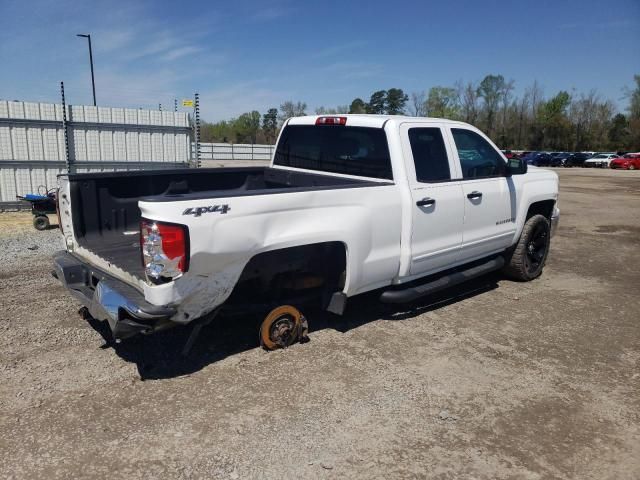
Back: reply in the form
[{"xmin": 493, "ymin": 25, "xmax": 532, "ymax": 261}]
[
  {"xmin": 400, "ymin": 123, "xmax": 464, "ymax": 276},
  {"xmin": 448, "ymin": 127, "xmax": 516, "ymax": 261}
]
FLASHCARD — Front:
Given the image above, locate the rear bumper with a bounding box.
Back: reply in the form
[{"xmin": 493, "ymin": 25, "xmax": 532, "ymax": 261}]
[{"xmin": 52, "ymin": 251, "xmax": 176, "ymax": 340}]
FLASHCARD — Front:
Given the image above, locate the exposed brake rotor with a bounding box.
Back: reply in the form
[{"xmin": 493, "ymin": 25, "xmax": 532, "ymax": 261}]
[{"xmin": 259, "ymin": 305, "xmax": 308, "ymax": 350}]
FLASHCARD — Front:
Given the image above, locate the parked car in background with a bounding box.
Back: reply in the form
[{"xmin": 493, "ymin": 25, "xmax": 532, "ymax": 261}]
[
  {"xmin": 526, "ymin": 152, "xmax": 553, "ymax": 166},
  {"xmin": 565, "ymin": 152, "xmax": 591, "ymax": 167},
  {"xmin": 550, "ymin": 152, "xmax": 571, "ymax": 167},
  {"xmin": 610, "ymin": 153, "xmax": 640, "ymax": 170},
  {"xmin": 583, "ymin": 153, "xmax": 617, "ymax": 168},
  {"xmin": 502, "ymin": 150, "xmax": 516, "ymax": 159},
  {"xmin": 520, "ymin": 152, "xmax": 539, "ymax": 164}
]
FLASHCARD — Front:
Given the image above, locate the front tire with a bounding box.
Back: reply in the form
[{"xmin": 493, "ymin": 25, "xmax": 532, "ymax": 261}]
[{"xmin": 503, "ymin": 214, "xmax": 551, "ymax": 281}]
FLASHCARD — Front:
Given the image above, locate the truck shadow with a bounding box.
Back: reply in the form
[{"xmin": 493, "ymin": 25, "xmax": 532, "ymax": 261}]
[{"xmin": 88, "ymin": 274, "xmax": 501, "ymax": 380}]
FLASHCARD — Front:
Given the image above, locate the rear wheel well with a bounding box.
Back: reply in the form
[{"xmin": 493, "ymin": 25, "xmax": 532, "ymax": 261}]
[
  {"xmin": 225, "ymin": 242, "xmax": 347, "ymax": 310},
  {"xmin": 526, "ymin": 200, "xmax": 555, "ymax": 221}
]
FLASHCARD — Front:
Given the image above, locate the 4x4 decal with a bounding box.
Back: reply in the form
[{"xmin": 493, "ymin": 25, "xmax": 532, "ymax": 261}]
[{"xmin": 182, "ymin": 204, "xmax": 230, "ymax": 217}]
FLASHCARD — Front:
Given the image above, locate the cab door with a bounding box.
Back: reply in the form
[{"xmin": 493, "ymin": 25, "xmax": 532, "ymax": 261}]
[
  {"xmin": 400, "ymin": 123, "xmax": 464, "ymax": 277},
  {"xmin": 447, "ymin": 127, "xmax": 516, "ymax": 261}
]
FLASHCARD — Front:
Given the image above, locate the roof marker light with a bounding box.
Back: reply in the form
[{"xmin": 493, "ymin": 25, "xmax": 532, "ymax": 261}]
[{"xmin": 315, "ymin": 116, "xmax": 347, "ymax": 126}]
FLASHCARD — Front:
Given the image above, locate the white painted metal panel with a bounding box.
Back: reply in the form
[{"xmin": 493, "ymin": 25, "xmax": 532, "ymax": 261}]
[
  {"xmin": 0, "ymin": 126, "xmax": 11, "ymax": 160},
  {"xmin": 11, "ymin": 128, "xmax": 28, "ymax": 160},
  {"xmin": 1, "ymin": 100, "xmax": 191, "ymax": 201}
]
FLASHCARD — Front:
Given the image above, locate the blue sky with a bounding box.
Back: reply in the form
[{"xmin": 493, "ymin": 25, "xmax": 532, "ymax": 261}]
[{"xmin": 1, "ymin": 0, "xmax": 638, "ymax": 121}]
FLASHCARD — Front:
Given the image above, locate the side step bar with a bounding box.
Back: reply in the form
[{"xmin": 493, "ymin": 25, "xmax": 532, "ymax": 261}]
[{"xmin": 380, "ymin": 256, "xmax": 504, "ymax": 304}]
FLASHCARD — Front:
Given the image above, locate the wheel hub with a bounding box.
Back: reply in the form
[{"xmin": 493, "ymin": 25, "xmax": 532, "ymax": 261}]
[
  {"xmin": 525, "ymin": 223, "xmax": 548, "ymax": 271},
  {"xmin": 259, "ymin": 305, "xmax": 308, "ymax": 351},
  {"xmin": 270, "ymin": 315, "xmax": 295, "ymax": 347}
]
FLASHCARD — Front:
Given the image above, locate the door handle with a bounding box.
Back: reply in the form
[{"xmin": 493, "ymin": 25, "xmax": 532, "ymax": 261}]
[
  {"xmin": 416, "ymin": 197, "xmax": 436, "ymax": 207},
  {"xmin": 467, "ymin": 191, "xmax": 483, "ymax": 199}
]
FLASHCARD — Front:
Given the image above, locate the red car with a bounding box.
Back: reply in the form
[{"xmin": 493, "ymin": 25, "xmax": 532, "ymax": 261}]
[{"xmin": 610, "ymin": 153, "xmax": 640, "ymax": 170}]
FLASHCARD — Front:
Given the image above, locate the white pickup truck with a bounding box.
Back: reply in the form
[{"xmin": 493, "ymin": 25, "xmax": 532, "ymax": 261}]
[{"xmin": 53, "ymin": 115, "xmax": 559, "ymax": 349}]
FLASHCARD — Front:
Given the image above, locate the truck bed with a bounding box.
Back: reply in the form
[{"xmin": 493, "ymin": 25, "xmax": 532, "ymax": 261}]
[{"xmin": 65, "ymin": 166, "xmax": 384, "ymax": 280}]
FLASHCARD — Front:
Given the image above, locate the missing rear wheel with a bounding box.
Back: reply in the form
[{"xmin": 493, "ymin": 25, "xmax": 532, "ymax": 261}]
[{"xmin": 259, "ymin": 305, "xmax": 308, "ymax": 350}]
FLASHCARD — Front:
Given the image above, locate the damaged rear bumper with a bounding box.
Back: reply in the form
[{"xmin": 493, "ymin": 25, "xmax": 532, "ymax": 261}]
[{"xmin": 52, "ymin": 251, "xmax": 176, "ymax": 340}]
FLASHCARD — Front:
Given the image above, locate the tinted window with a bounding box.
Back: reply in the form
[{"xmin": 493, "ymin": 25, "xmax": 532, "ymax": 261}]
[
  {"xmin": 451, "ymin": 128, "xmax": 506, "ymax": 179},
  {"xmin": 408, "ymin": 128, "xmax": 451, "ymax": 182},
  {"xmin": 274, "ymin": 125, "xmax": 392, "ymax": 180}
]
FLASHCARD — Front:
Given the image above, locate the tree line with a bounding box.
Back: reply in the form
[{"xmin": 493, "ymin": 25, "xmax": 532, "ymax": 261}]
[{"xmin": 200, "ymin": 74, "xmax": 640, "ymax": 151}]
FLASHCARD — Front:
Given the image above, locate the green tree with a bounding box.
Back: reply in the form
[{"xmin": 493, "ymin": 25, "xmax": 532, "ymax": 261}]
[
  {"xmin": 279, "ymin": 101, "xmax": 307, "ymax": 123},
  {"xmin": 608, "ymin": 113, "xmax": 628, "ymax": 150},
  {"xmin": 538, "ymin": 91, "xmax": 572, "ymax": 149},
  {"xmin": 425, "ymin": 87, "xmax": 460, "ymax": 119},
  {"xmin": 628, "ymin": 74, "xmax": 640, "ymax": 118},
  {"xmin": 477, "ymin": 74, "xmax": 507, "ymax": 135},
  {"xmin": 201, "ymin": 120, "xmax": 236, "ymax": 143},
  {"xmin": 315, "ymin": 105, "xmax": 349, "ymax": 115},
  {"xmin": 262, "ymin": 108, "xmax": 278, "ymax": 144},
  {"xmin": 349, "ymin": 98, "xmax": 368, "ymax": 114},
  {"xmin": 569, "ymin": 91, "xmax": 614, "ymax": 150},
  {"xmin": 410, "ymin": 91, "xmax": 427, "ymax": 116},
  {"xmin": 367, "ymin": 90, "xmax": 387, "ymax": 114},
  {"xmin": 457, "ymin": 80, "xmax": 479, "ymax": 125},
  {"xmin": 386, "ymin": 88, "xmax": 408, "ymax": 115},
  {"xmin": 626, "ymin": 75, "xmax": 640, "ymax": 150},
  {"xmin": 235, "ymin": 111, "xmax": 261, "ymax": 143}
]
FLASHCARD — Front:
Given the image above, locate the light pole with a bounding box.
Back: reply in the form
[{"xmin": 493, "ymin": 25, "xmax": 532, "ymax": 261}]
[{"xmin": 76, "ymin": 34, "xmax": 96, "ymax": 106}]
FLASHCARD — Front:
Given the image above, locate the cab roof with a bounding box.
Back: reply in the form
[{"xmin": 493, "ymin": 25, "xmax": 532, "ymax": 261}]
[{"xmin": 286, "ymin": 114, "xmax": 471, "ymax": 129}]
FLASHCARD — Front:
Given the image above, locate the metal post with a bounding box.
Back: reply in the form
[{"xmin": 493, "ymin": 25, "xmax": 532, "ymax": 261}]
[
  {"xmin": 87, "ymin": 35, "xmax": 96, "ymax": 106},
  {"xmin": 159, "ymin": 103, "xmax": 162, "ymax": 111},
  {"xmin": 194, "ymin": 93, "xmax": 201, "ymax": 168},
  {"xmin": 174, "ymin": 99, "xmax": 178, "ymax": 112},
  {"xmin": 60, "ymin": 82, "xmax": 72, "ymax": 173},
  {"xmin": 77, "ymin": 34, "xmax": 96, "ymax": 106}
]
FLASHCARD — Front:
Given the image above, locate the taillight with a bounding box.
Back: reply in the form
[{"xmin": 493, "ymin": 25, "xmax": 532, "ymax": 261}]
[
  {"xmin": 140, "ymin": 219, "xmax": 189, "ymax": 282},
  {"xmin": 315, "ymin": 116, "xmax": 347, "ymax": 125}
]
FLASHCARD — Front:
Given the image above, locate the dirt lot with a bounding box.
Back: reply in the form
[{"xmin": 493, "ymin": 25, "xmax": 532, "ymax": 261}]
[{"xmin": 0, "ymin": 168, "xmax": 638, "ymax": 479}]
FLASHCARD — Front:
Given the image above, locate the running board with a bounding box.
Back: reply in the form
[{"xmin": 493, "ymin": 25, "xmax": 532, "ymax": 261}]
[{"xmin": 379, "ymin": 256, "xmax": 504, "ymax": 304}]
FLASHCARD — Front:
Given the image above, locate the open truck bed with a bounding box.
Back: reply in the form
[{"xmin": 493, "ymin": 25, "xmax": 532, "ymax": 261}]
[{"xmin": 65, "ymin": 166, "xmax": 381, "ymax": 281}]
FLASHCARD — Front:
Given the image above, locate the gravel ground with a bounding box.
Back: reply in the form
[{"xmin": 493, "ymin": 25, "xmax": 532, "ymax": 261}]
[
  {"xmin": 0, "ymin": 213, "xmax": 64, "ymax": 270},
  {"xmin": 0, "ymin": 168, "xmax": 639, "ymax": 479}
]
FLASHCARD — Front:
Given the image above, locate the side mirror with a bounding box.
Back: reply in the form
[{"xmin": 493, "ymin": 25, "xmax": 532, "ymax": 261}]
[{"xmin": 506, "ymin": 157, "xmax": 527, "ymax": 176}]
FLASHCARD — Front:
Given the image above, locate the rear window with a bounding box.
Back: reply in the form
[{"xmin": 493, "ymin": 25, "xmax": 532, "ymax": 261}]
[
  {"xmin": 408, "ymin": 127, "xmax": 451, "ymax": 182},
  {"xmin": 274, "ymin": 125, "xmax": 393, "ymax": 180}
]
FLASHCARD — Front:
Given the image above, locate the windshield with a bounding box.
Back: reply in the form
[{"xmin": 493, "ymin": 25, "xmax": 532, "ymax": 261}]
[{"xmin": 274, "ymin": 125, "xmax": 393, "ymax": 179}]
